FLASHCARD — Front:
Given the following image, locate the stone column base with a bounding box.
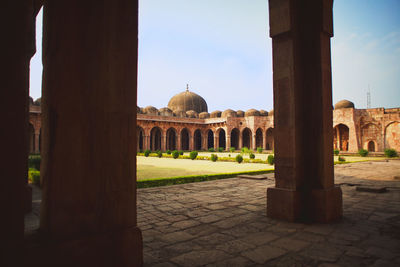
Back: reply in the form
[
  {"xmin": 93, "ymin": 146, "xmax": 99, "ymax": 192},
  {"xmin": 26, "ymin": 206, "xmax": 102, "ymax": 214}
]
[
  {"xmin": 267, "ymin": 186, "xmax": 342, "ymax": 223},
  {"xmin": 23, "ymin": 226, "xmax": 143, "ymax": 267}
]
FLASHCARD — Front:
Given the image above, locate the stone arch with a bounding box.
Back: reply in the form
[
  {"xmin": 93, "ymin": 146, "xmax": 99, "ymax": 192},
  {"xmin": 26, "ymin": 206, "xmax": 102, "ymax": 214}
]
[
  {"xmin": 384, "ymin": 121, "xmax": 400, "ymax": 151},
  {"xmin": 266, "ymin": 127, "xmax": 274, "ymax": 150},
  {"xmin": 137, "ymin": 126, "xmax": 144, "ymax": 151},
  {"xmin": 207, "ymin": 129, "xmax": 214, "ymax": 149},
  {"xmin": 217, "ymin": 128, "xmax": 226, "ymax": 150},
  {"xmin": 367, "ymin": 140, "xmax": 376, "ymax": 152},
  {"xmin": 230, "ymin": 128, "xmax": 240, "ymax": 150},
  {"xmin": 181, "ymin": 128, "xmax": 190, "ymax": 151},
  {"xmin": 29, "ymin": 123, "xmax": 35, "ymax": 153},
  {"xmin": 255, "ymin": 128, "xmax": 263, "ymax": 149},
  {"xmin": 150, "ymin": 127, "xmax": 162, "ymax": 151},
  {"xmin": 333, "ymin": 124, "xmax": 349, "ymax": 151},
  {"xmin": 242, "ymin": 128, "xmax": 252, "ymax": 149},
  {"xmin": 194, "ymin": 129, "xmax": 202, "ymax": 151},
  {"xmin": 166, "ymin": 127, "xmax": 177, "ymax": 151},
  {"xmin": 361, "ymin": 123, "xmax": 380, "ymax": 151}
]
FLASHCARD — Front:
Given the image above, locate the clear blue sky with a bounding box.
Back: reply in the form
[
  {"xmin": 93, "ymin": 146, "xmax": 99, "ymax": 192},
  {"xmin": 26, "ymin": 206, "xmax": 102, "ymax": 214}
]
[{"xmin": 29, "ymin": 0, "xmax": 400, "ymax": 111}]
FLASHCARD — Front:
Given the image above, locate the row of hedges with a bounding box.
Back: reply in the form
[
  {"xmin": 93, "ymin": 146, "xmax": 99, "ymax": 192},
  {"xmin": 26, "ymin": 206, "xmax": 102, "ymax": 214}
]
[{"xmin": 137, "ymin": 169, "xmax": 275, "ymax": 188}]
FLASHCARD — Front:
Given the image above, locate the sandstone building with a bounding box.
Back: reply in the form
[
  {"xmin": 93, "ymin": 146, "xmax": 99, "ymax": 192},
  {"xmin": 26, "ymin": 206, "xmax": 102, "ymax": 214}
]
[{"xmin": 29, "ymin": 91, "xmax": 400, "ymax": 154}]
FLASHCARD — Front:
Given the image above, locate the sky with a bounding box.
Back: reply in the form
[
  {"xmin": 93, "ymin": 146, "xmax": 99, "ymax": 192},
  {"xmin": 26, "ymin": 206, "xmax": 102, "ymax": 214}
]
[{"xmin": 29, "ymin": 0, "xmax": 400, "ymax": 111}]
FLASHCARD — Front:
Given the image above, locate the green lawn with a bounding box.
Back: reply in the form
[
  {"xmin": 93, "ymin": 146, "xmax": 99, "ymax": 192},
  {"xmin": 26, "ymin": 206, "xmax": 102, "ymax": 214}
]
[{"xmin": 136, "ymin": 153, "xmax": 386, "ymax": 180}]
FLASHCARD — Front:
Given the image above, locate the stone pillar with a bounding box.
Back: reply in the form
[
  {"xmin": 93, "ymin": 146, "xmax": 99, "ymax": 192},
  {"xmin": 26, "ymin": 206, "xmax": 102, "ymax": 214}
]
[
  {"xmin": 177, "ymin": 134, "xmax": 182, "ymax": 151},
  {"xmin": 144, "ymin": 135, "xmax": 150, "ymax": 150},
  {"xmin": 202, "ymin": 134, "xmax": 208, "ymax": 150},
  {"xmin": 214, "ymin": 135, "xmax": 218, "ymax": 150},
  {"xmin": 34, "ymin": 130, "xmax": 40, "ymax": 153},
  {"xmin": 226, "ymin": 134, "xmax": 231, "ymax": 151},
  {"xmin": 263, "ymin": 131, "xmax": 267, "ymax": 150},
  {"xmin": 239, "ymin": 132, "xmax": 243, "ymax": 149},
  {"xmin": 1, "ymin": 1, "xmax": 37, "ymax": 264},
  {"xmin": 189, "ymin": 134, "xmax": 194, "ymax": 151},
  {"xmin": 267, "ymin": 0, "xmax": 342, "ymax": 223},
  {"xmin": 38, "ymin": 1, "xmax": 143, "ymax": 266},
  {"xmin": 162, "ymin": 134, "xmax": 167, "ymax": 152},
  {"xmin": 252, "ymin": 134, "xmax": 257, "ymax": 151}
]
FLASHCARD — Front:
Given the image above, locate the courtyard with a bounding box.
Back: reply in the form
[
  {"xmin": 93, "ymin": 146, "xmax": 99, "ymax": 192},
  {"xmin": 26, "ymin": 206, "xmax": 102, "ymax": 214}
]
[{"xmin": 26, "ymin": 160, "xmax": 400, "ymax": 266}]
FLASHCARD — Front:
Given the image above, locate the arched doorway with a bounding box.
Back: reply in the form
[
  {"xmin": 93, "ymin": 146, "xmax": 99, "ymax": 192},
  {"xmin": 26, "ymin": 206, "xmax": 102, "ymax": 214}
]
[
  {"xmin": 150, "ymin": 127, "xmax": 162, "ymax": 151},
  {"xmin": 230, "ymin": 128, "xmax": 239, "ymax": 150},
  {"xmin": 333, "ymin": 124, "xmax": 349, "ymax": 151},
  {"xmin": 368, "ymin": 141, "xmax": 375, "ymax": 152},
  {"xmin": 256, "ymin": 128, "xmax": 263, "ymax": 149},
  {"xmin": 218, "ymin": 129, "xmax": 226, "ymax": 150},
  {"xmin": 137, "ymin": 126, "xmax": 144, "ymax": 151},
  {"xmin": 181, "ymin": 128, "xmax": 189, "ymax": 151},
  {"xmin": 385, "ymin": 121, "xmax": 400, "ymax": 151},
  {"xmin": 207, "ymin": 129, "xmax": 214, "ymax": 149},
  {"xmin": 266, "ymin": 128, "xmax": 274, "ymax": 150},
  {"xmin": 166, "ymin": 128, "xmax": 177, "ymax": 150},
  {"xmin": 194, "ymin": 129, "xmax": 202, "ymax": 150},
  {"xmin": 242, "ymin": 128, "xmax": 252, "ymax": 149},
  {"xmin": 29, "ymin": 123, "xmax": 35, "ymax": 154}
]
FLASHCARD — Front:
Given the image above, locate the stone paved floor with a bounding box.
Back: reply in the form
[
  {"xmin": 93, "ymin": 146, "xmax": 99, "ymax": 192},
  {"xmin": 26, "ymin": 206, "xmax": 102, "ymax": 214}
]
[
  {"xmin": 25, "ymin": 160, "xmax": 400, "ymax": 266},
  {"xmin": 138, "ymin": 160, "xmax": 400, "ymax": 266}
]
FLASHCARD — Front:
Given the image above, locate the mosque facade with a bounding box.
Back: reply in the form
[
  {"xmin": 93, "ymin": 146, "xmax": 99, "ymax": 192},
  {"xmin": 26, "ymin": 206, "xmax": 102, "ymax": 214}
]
[{"xmin": 28, "ymin": 89, "xmax": 400, "ymax": 154}]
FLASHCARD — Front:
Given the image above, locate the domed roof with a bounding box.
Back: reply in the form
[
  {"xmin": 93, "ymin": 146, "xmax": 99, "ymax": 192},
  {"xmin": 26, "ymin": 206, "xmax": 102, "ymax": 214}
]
[
  {"xmin": 245, "ymin": 109, "xmax": 260, "ymax": 117},
  {"xmin": 173, "ymin": 110, "xmax": 187, "ymax": 118},
  {"xmin": 143, "ymin": 106, "xmax": 159, "ymax": 115},
  {"xmin": 334, "ymin": 100, "xmax": 355, "ymax": 109},
  {"xmin": 186, "ymin": 110, "xmax": 199, "ymax": 118},
  {"xmin": 210, "ymin": 110, "xmax": 222, "ymax": 118},
  {"xmin": 259, "ymin": 110, "xmax": 268, "ymax": 116},
  {"xmin": 236, "ymin": 110, "xmax": 244, "ymax": 117},
  {"xmin": 222, "ymin": 109, "xmax": 237, "ymax": 118},
  {"xmin": 199, "ymin": 112, "xmax": 210, "ymax": 119},
  {"xmin": 168, "ymin": 86, "xmax": 208, "ymax": 113},
  {"xmin": 159, "ymin": 107, "xmax": 173, "ymax": 116}
]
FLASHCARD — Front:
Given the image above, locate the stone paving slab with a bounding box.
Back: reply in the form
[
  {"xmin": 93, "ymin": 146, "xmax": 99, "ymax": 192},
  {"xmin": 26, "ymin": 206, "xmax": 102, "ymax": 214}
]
[{"xmin": 25, "ymin": 160, "xmax": 400, "ymax": 266}]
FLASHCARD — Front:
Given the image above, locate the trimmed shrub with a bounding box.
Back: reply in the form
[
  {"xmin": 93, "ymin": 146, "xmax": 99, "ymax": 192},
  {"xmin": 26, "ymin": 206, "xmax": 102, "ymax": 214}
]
[
  {"xmin": 172, "ymin": 150, "xmax": 179, "ymax": 159},
  {"xmin": 210, "ymin": 154, "xmax": 218, "ymax": 162},
  {"xmin": 230, "ymin": 147, "xmax": 235, "ymax": 152},
  {"xmin": 249, "ymin": 153, "xmax": 255, "ymax": 159},
  {"xmin": 235, "ymin": 154, "xmax": 243, "ymax": 163},
  {"xmin": 208, "ymin": 147, "xmax": 215, "ymax": 152},
  {"xmin": 189, "ymin": 151, "xmax": 198, "ymax": 160},
  {"xmin": 267, "ymin": 155, "xmax": 275, "ymax": 165},
  {"xmin": 358, "ymin": 149, "xmax": 369, "ymax": 157},
  {"xmin": 338, "ymin": 156, "xmax": 346, "ymax": 162},
  {"xmin": 156, "ymin": 150, "xmax": 162, "ymax": 158},
  {"xmin": 28, "ymin": 169, "xmax": 40, "ymax": 185},
  {"xmin": 28, "ymin": 155, "xmax": 41, "ymax": 171},
  {"xmin": 144, "ymin": 150, "xmax": 151, "ymax": 157},
  {"xmin": 384, "ymin": 149, "xmax": 398, "ymax": 158},
  {"xmin": 241, "ymin": 147, "xmax": 249, "ymax": 153},
  {"xmin": 257, "ymin": 147, "xmax": 263, "ymax": 153},
  {"xmin": 334, "ymin": 149, "xmax": 339, "ymax": 156},
  {"xmin": 166, "ymin": 150, "xmax": 171, "ymax": 155},
  {"xmin": 218, "ymin": 147, "xmax": 224, "ymax": 152},
  {"xmin": 179, "ymin": 150, "xmax": 184, "ymax": 155}
]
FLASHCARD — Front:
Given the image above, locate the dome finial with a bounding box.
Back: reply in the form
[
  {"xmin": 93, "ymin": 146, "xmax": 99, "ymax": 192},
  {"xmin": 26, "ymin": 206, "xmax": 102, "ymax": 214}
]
[{"xmin": 186, "ymin": 83, "xmax": 189, "ymax": 92}]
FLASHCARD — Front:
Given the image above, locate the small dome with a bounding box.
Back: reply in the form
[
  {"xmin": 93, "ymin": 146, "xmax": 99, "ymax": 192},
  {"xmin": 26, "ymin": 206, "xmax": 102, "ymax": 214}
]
[
  {"xmin": 199, "ymin": 112, "xmax": 210, "ymax": 119},
  {"xmin": 245, "ymin": 109, "xmax": 260, "ymax": 117},
  {"xmin": 186, "ymin": 110, "xmax": 199, "ymax": 118},
  {"xmin": 143, "ymin": 106, "xmax": 159, "ymax": 115},
  {"xmin": 159, "ymin": 107, "xmax": 174, "ymax": 117},
  {"xmin": 269, "ymin": 109, "xmax": 274, "ymax": 116},
  {"xmin": 210, "ymin": 110, "xmax": 222, "ymax": 118},
  {"xmin": 260, "ymin": 110, "xmax": 268, "ymax": 116},
  {"xmin": 222, "ymin": 109, "xmax": 237, "ymax": 118},
  {"xmin": 334, "ymin": 100, "xmax": 355, "ymax": 109},
  {"xmin": 168, "ymin": 87, "xmax": 208, "ymax": 113},
  {"xmin": 236, "ymin": 110, "xmax": 244, "ymax": 117},
  {"xmin": 173, "ymin": 110, "xmax": 187, "ymax": 118},
  {"xmin": 34, "ymin": 98, "xmax": 41, "ymax": 106}
]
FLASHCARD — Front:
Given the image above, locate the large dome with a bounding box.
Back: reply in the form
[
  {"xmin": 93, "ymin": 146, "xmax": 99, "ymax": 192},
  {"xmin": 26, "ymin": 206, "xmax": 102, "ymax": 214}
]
[
  {"xmin": 168, "ymin": 87, "xmax": 208, "ymax": 113},
  {"xmin": 334, "ymin": 100, "xmax": 355, "ymax": 109}
]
